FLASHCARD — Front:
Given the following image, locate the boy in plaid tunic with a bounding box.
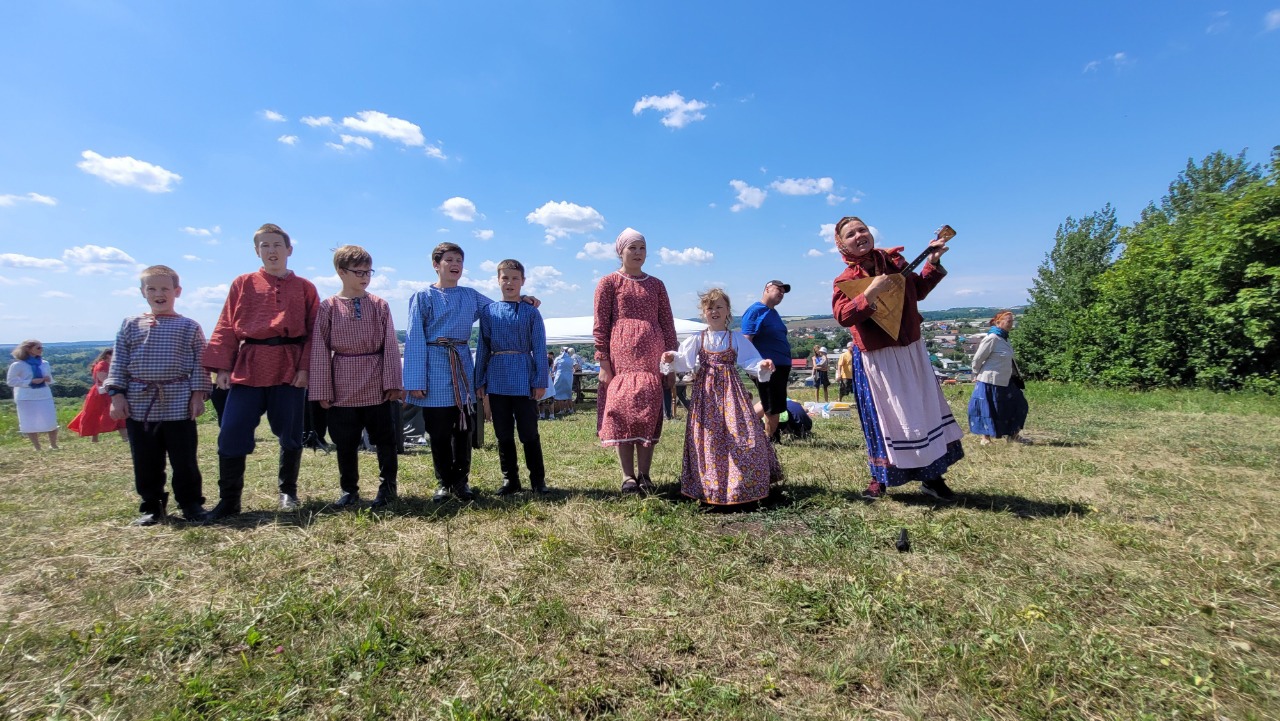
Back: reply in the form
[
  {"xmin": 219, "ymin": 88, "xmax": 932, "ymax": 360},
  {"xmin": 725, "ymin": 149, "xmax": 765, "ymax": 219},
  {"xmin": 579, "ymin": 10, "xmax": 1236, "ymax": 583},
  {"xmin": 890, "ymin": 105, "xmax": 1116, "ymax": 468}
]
[
  {"xmin": 308, "ymin": 245, "xmax": 403, "ymax": 508},
  {"xmin": 106, "ymin": 265, "xmax": 212, "ymax": 525},
  {"xmin": 204, "ymin": 223, "xmax": 319, "ymax": 519},
  {"xmin": 475, "ymin": 259, "xmax": 550, "ymax": 496}
]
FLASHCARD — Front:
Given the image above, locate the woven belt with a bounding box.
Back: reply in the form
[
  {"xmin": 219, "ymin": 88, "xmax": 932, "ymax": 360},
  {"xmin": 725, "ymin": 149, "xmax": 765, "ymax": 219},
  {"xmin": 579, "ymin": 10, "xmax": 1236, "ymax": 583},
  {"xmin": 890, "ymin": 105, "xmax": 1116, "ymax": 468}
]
[
  {"xmin": 130, "ymin": 376, "xmax": 188, "ymax": 425},
  {"xmin": 427, "ymin": 338, "xmax": 473, "ymax": 429},
  {"xmin": 491, "ymin": 350, "xmax": 523, "ymax": 356}
]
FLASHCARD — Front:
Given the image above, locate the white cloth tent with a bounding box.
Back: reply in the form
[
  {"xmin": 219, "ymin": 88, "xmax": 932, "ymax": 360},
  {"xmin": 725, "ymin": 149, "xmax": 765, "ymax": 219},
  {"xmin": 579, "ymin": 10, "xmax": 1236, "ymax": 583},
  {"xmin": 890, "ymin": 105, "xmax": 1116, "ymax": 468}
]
[{"xmin": 542, "ymin": 316, "xmax": 707, "ymax": 347}]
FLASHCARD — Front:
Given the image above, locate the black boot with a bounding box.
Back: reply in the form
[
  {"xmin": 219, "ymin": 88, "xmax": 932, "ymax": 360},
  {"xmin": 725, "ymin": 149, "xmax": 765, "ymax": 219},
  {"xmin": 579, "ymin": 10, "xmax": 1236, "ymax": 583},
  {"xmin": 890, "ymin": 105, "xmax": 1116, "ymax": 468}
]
[
  {"xmin": 278, "ymin": 447, "xmax": 303, "ymax": 511},
  {"xmin": 131, "ymin": 492, "xmax": 168, "ymax": 526},
  {"xmin": 206, "ymin": 456, "xmax": 245, "ymax": 521},
  {"xmin": 370, "ymin": 445, "xmax": 399, "ymax": 507}
]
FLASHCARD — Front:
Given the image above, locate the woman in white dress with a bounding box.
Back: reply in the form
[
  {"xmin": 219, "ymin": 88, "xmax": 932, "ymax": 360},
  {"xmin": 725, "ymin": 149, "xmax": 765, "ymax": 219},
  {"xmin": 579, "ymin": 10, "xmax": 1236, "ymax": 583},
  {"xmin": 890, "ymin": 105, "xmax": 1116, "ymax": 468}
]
[{"xmin": 7, "ymin": 339, "xmax": 59, "ymax": 450}]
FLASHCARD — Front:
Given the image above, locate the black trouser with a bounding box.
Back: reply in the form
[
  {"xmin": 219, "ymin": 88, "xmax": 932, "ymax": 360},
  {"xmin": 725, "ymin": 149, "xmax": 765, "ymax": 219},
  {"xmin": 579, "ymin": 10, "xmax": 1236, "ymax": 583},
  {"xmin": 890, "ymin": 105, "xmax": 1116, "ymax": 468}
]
[
  {"xmin": 327, "ymin": 401, "xmax": 398, "ymax": 494},
  {"xmin": 127, "ymin": 418, "xmax": 203, "ymax": 511},
  {"xmin": 422, "ymin": 405, "xmax": 474, "ymax": 488},
  {"xmin": 488, "ymin": 394, "xmax": 545, "ymax": 486}
]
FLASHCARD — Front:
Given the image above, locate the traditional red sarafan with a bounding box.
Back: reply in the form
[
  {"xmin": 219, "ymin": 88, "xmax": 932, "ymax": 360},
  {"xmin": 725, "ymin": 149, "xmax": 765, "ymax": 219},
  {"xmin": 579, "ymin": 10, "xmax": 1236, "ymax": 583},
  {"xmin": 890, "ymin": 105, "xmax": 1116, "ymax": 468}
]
[{"xmin": 593, "ymin": 271, "xmax": 678, "ymax": 446}]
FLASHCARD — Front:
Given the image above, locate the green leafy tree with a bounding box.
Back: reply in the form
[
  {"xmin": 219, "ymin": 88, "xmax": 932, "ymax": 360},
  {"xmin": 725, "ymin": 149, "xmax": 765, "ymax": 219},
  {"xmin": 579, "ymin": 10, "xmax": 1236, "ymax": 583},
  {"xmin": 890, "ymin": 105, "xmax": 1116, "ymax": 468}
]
[{"xmin": 1014, "ymin": 204, "xmax": 1118, "ymax": 379}]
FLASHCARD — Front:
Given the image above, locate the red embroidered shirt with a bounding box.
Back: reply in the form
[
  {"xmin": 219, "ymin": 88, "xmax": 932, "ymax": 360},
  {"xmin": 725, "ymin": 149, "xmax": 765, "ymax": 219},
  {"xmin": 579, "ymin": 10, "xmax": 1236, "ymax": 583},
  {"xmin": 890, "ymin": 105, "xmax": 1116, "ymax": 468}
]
[
  {"xmin": 832, "ymin": 249, "xmax": 947, "ymax": 353},
  {"xmin": 204, "ymin": 269, "xmax": 319, "ymax": 386}
]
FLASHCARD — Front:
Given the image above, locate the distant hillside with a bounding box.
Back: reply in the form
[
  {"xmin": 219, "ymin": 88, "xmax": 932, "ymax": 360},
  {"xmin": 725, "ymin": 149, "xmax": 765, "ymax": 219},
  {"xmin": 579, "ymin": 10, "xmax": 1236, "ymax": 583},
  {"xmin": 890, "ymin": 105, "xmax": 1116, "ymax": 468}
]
[{"xmin": 781, "ymin": 306, "xmax": 1026, "ymax": 327}]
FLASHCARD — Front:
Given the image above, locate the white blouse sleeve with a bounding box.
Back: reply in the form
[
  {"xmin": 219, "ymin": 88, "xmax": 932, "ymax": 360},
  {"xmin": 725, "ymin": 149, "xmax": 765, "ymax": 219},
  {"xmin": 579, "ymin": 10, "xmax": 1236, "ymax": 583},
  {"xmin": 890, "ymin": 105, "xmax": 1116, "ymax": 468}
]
[
  {"xmin": 733, "ymin": 331, "xmax": 772, "ymax": 381},
  {"xmin": 6, "ymin": 362, "xmax": 32, "ymax": 388},
  {"xmin": 666, "ymin": 334, "xmax": 701, "ymax": 374}
]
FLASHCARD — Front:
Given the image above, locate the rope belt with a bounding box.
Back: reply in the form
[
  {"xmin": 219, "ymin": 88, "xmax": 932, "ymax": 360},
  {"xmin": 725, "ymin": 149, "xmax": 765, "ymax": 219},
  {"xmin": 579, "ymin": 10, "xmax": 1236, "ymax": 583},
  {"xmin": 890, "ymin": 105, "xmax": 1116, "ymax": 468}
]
[
  {"xmin": 427, "ymin": 338, "xmax": 473, "ymax": 430},
  {"xmin": 130, "ymin": 376, "xmax": 189, "ymax": 425}
]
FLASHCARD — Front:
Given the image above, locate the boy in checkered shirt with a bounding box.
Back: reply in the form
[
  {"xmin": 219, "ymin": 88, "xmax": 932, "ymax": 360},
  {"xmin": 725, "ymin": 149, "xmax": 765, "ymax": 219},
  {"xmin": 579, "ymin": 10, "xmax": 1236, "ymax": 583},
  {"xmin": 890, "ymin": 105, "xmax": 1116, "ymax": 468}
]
[
  {"xmin": 474, "ymin": 259, "xmax": 550, "ymax": 495},
  {"xmin": 308, "ymin": 245, "xmax": 403, "ymax": 508},
  {"xmin": 106, "ymin": 265, "xmax": 213, "ymax": 525}
]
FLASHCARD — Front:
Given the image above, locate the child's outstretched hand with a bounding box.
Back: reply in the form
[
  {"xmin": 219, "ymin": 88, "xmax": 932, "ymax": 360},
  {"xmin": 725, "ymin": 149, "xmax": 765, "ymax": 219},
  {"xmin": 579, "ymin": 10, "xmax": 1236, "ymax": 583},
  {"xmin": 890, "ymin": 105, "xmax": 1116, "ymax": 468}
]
[
  {"xmin": 109, "ymin": 395, "xmax": 129, "ymax": 421},
  {"xmin": 661, "ymin": 351, "xmax": 676, "ymax": 364},
  {"xmin": 760, "ymin": 359, "xmax": 775, "ymax": 373}
]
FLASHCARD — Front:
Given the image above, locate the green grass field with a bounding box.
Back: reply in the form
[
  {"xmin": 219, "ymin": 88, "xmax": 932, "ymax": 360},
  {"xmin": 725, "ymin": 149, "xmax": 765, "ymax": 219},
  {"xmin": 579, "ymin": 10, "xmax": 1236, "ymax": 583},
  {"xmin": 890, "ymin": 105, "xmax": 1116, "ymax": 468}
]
[{"xmin": 0, "ymin": 384, "xmax": 1277, "ymax": 719}]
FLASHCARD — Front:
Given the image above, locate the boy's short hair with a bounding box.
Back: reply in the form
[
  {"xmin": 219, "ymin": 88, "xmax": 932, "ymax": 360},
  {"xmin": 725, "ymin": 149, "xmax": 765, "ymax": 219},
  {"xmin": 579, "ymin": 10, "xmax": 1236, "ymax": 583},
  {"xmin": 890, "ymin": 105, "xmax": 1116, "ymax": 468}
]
[
  {"xmin": 495, "ymin": 259, "xmax": 525, "ymax": 276},
  {"xmin": 698, "ymin": 287, "xmax": 732, "ymax": 315},
  {"xmin": 10, "ymin": 339, "xmax": 41, "ymax": 360},
  {"xmin": 254, "ymin": 223, "xmax": 291, "ymax": 248},
  {"xmin": 333, "ymin": 245, "xmax": 373, "ymax": 272},
  {"xmin": 140, "ymin": 264, "xmax": 181, "ymax": 288},
  {"xmin": 431, "ymin": 242, "xmax": 464, "ymax": 265}
]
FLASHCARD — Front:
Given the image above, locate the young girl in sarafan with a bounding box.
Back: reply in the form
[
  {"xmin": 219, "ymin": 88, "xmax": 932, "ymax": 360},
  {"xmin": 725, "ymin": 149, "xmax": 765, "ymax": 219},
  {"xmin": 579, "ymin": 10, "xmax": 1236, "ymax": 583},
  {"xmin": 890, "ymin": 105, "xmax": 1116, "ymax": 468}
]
[
  {"xmin": 664, "ymin": 288, "xmax": 782, "ymax": 506},
  {"xmin": 68, "ymin": 348, "xmax": 128, "ymax": 442}
]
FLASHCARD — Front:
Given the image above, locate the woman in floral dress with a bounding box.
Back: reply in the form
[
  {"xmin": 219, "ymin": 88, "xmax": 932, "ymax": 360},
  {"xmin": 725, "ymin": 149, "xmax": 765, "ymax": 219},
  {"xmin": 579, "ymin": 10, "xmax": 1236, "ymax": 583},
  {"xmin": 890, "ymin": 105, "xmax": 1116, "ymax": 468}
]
[{"xmin": 592, "ymin": 228, "xmax": 678, "ymax": 495}]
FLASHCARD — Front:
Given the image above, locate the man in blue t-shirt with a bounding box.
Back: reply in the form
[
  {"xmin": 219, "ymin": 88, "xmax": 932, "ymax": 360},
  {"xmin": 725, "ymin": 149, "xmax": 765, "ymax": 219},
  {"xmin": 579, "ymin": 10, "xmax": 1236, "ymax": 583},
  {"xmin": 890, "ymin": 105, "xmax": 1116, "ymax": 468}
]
[{"xmin": 741, "ymin": 279, "xmax": 792, "ymax": 441}]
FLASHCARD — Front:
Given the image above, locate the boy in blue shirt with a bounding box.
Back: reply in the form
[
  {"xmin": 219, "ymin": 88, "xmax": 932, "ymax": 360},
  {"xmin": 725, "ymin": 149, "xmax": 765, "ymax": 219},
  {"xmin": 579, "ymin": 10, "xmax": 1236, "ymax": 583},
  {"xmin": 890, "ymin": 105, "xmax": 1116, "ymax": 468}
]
[{"xmin": 475, "ymin": 259, "xmax": 550, "ymax": 495}]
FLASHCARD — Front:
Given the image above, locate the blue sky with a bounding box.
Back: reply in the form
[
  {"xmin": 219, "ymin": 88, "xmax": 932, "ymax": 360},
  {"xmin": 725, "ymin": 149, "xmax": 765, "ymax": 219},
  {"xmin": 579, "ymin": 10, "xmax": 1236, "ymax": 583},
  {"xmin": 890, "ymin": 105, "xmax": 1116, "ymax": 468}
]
[{"xmin": 2, "ymin": 1, "xmax": 1278, "ymax": 343}]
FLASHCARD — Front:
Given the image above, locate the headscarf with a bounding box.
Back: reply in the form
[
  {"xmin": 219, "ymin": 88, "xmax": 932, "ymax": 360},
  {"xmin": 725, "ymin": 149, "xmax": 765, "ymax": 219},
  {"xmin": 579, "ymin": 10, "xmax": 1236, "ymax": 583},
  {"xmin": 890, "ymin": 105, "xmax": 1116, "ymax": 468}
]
[
  {"xmin": 615, "ymin": 227, "xmax": 645, "ymax": 257},
  {"xmin": 832, "ymin": 218, "xmax": 904, "ymax": 272}
]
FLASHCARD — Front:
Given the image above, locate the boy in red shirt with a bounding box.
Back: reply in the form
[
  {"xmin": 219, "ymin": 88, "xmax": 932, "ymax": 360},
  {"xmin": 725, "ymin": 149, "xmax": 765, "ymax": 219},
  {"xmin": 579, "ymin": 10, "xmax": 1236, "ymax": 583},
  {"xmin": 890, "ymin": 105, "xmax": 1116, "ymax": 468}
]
[
  {"xmin": 204, "ymin": 223, "xmax": 319, "ymax": 519},
  {"xmin": 308, "ymin": 245, "xmax": 403, "ymax": 507}
]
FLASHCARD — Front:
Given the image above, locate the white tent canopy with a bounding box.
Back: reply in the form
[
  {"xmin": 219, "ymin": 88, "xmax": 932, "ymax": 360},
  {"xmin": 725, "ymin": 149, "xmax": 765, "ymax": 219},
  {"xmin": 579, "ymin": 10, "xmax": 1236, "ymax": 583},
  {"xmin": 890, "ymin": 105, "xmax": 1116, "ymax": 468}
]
[{"xmin": 542, "ymin": 316, "xmax": 707, "ymax": 347}]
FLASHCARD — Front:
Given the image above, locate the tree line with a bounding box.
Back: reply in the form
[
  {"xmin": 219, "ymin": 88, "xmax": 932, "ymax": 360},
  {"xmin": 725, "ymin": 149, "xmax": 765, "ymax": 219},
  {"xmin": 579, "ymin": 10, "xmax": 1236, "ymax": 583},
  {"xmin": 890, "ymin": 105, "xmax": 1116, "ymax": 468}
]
[{"xmin": 1016, "ymin": 147, "xmax": 1280, "ymax": 393}]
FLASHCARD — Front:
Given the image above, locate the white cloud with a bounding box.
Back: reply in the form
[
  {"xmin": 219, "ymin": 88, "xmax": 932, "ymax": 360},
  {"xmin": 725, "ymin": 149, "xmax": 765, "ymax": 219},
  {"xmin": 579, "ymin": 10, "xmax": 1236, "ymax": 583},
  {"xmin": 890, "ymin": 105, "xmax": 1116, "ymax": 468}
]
[
  {"xmin": 954, "ymin": 289, "xmax": 990, "ymax": 297},
  {"xmin": 111, "ymin": 286, "xmax": 139, "ymax": 297},
  {"xmin": 278, "ymin": 135, "xmax": 299, "ymax": 146},
  {"xmin": 524, "ymin": 265, "xmax": 579, "ymax": 294},
  {"xmin": 77, "ymin": 150, "xmax": 181, "ymax": 193},
  {"xmin": 425, "ymin": 144, "xmax": 447, "ymax": 160},
  {"xmin": 526, "ymin": 201, "xmax": 605, "ymax": 243},
  {"xmin": 62, "ymin": 244, "xmax": 139, "ymax": 275},
  {"xmin": 806, "ymin": 249, "xmax": 825, "ymax": 258},
  {"xmin": 262, "ymin": 110, "xmax": 286, "ymax": 122},
  {"xmin": 729, "ymin": 180, "xmax": 766, "ymax": 211},
  {"xmin": 40, "ymin": 290, "xmax": 73, "ymax": 299},
  {"xmin": 340, "ymin": 134, "xmax": 374, "ymax": 149},
  {"xmin": 190, "ymin": 284, "xmax": 230, "ymax": 307},
  {"xmin": 658, "ymin": 247, "xmax": 714, "ymax": 265},
  {"xmin": 1111, "ymin": 52, "xmax": 1129, "ymax": 65},
  {"xmin": 460, "ymin": 272, "xmax": 501, "ymax": 294},
  {"xmin": 1267, "ymin": 10, "xmax": 1280, "ymax": 31},
  {"xmin": 0, "ymin": 275, "xmax": 40, "ymax": 286},
  {"xmin": 182, "ymin": 254, "xmax": 205, "ymax": 262},
  {"xmin": 576, "ymin": 241, "xmax": 615, "ymax": 260},
  {"xmin": 1082, "ymin": 60, "xmax": 1101, "ymax": 73},
  {"xmin": 819, "ymin": 223, "xmax": 836, "ymax": 241},
  {"xmin": 180, "ymin": 225, "xmax": 220, "ymax": 239},
  {"xmin": 770, "ymin": 177, "xmax": 834, "ymax": 196},
  {"xmin": 325, "ymin": 142, "xmax": 346, "ymax": 151},
  {"xmin": 301, "ymin": 116, "xmax": 333, "ymax": 128},
  {"xmin": 632, "ymin": 91, "xmax": 708, "ymax": 129},
  {"xmin": 473, "ymin": 229, "xmax": 494, "ymax": 241},
  {"xmin": 0, "ymin": 192, "xmax": 57, "ymax": 207},
  {"xmin": 439, "ymin": 197, "xmax": 479, "ymax": 222},
  {"xmin": 341, "ymin": 111, "xmax": 424, "ymax": 146},
  {"xmin": 1206, "ymin": 11, "xmax": 1230, "ymax": 34},
  {"xmin": 0, "ymin": 253, "xmax": 66, "ymax": 271},
  {"xmin": 381, "ymin": 266, "xmax": 397, "ymax": 274},
  {"xmin": 436, "ymin": 228, "xmax": 450, "ymax": 233},
  {"xmin": 478, "ymin": 260, "xmax": 499, "ymax": 272},
  {"xmin": 826, "ymin": 193, "xmax": 845, "ymax": 205}
]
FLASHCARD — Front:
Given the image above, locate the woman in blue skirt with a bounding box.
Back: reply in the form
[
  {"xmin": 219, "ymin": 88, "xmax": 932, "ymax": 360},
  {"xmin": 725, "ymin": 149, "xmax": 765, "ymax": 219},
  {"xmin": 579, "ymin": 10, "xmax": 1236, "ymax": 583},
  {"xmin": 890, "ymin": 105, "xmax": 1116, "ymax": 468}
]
[{"xmin": 967, "ymin": 311, "xmax": 1030, "ymax": 445}]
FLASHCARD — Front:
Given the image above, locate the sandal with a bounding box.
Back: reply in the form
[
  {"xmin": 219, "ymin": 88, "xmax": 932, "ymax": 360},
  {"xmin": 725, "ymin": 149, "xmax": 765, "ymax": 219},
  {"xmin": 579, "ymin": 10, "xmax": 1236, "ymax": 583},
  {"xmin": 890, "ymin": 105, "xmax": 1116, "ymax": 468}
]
[
  {"xmin": 637, "ymin": 474, "xmax": 656, "ymax": 496},
  {"xmin": 620, "ymin": 477, "xmax": 640, "ymax": 495}
]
